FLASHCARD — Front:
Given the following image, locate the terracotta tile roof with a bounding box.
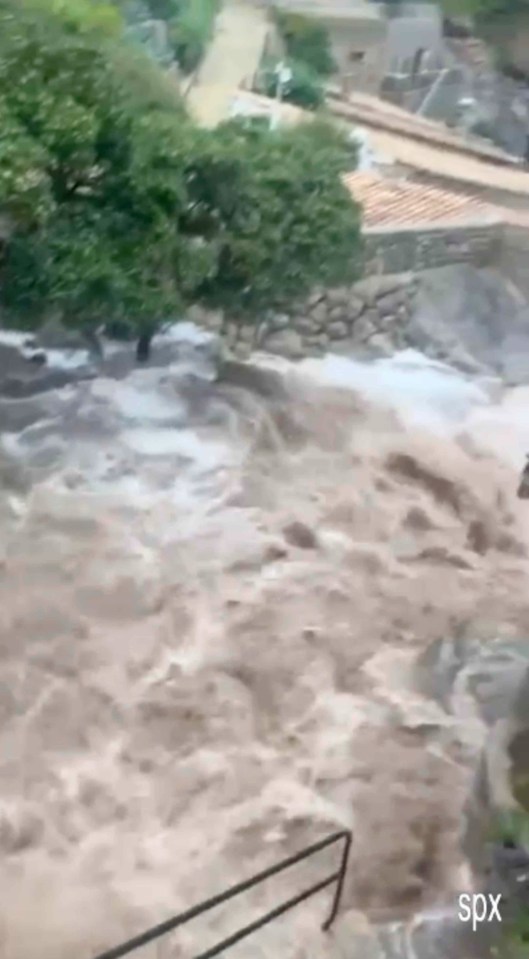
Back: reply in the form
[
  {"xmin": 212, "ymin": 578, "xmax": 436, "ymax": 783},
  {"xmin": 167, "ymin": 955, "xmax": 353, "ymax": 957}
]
[{"xmin": 343, "ymin": 171, "xmax": 501, "ymax": 228}]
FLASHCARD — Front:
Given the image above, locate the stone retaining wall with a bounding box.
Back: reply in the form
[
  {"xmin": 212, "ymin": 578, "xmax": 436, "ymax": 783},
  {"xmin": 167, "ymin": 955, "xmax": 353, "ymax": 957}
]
[
  {"xmin": 192, "ymin": 273, "xmax": 419, "ymax": 360},
  {"xmin": 191, "ymin": 219, "xmax": 503, "ymax": 363}
]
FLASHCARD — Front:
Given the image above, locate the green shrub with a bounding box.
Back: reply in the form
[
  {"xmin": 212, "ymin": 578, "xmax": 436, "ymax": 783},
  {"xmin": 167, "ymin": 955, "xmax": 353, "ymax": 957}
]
[
  {"xmin": 274, "ymin": 10, "xmax": 335, "ymax": 77},
  {"xmin": 262, "ymin": 59, "xmax": 324, "ymax": 110},
  {"xmin": 21, "ymin": 0, "xmax": 124, "ymax": 34}
]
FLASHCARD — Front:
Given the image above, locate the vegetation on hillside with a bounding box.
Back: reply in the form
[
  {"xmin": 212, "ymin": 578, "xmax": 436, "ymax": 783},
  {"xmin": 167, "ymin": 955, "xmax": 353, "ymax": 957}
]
[
  {"xmin": 260, "ymin": 59, "xmax": 325, "ymax": 110},
  {"xmin": 273, "ymin": 10, "xmax": 335, "ymax": 77},
  {"xmin": 489, "ymin": 809, "xmax": 529, "ymax": 956},
  {"xmin": 122, "ymin": 0, "xmax": 219, "ymax": 75},
  {"xmin": 166, "ymin": 0, "xmax": 218, "ymax": 73},
  {"xmin": 0, "ymin": 0, "xmax": 362, "ymax": 359},
  {"xmin": 262, "ymin": 9, "xmax": 335, "ymax": 111}
]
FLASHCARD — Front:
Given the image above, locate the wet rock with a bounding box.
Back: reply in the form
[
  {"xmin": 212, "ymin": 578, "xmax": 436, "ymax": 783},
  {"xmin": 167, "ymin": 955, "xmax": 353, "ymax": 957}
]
[
  {"xmin": 293, "ymin": 315, "xmax": 321, "ymax": 335},
  {"xmin": 368, "ymin": 333, "xmax": 395, "ymax": 357},
  {"xmin": 415, "ymin": 634, "xmax": 529, "ymax": 903},
  {"xmin": 309, "ymin": 302, "xmax": 329, "ymax": 325},
  {"xmin": 487, "ymin": 839, "xmax": 529, "ymax": 925},
  {"xmin": 353, "ymin": 274, "xmax": 410, "ymax": 305},
  {"xmin": 387, "ymin": 909, "xmax": 495, "ymax": 959},
  {"xmin": 307, "ymin": 288, "xmax": 325, "ymax": 307},
  {"xmin": 415, "ymin": 636, "xmax": 529, "ymax": 724},
  {"xmin": 233, "ymin": 342, "xmax": 251, "ymax": 360},
  {"xmin": 263, "ymin": 329, "xmax": 304, "ymax": 360},
  {"xmin": 377, "ymin": 291, "xmax": 407, "ymax": 317},
  {"xmin": 27, "ymin": 351, "xmax": 47, "ymax": 367},
  {"xmin": 328, "ymin": 339, "xmax": 356, "ymax": 357},
  {"xmin": 326, "ymin": 287, "xmax": 351, "ymax": 308},
  {"xmin": 291, "ymin": 316, "xmax": 320, "ymax": 342},
  {"xmin": 267, "ymin": 312, "xmax": 291, "ymax": 332},
  {"xmin": 333, "ymin": 902, "xmax": 494, "ymax": 958},
  {"xmin": 328, "ymin": 321, "xmax": 349, "ymax": 340},
  {"xmin": 352, "ymin": 314, "xmax": 378, "ymax": 343}
]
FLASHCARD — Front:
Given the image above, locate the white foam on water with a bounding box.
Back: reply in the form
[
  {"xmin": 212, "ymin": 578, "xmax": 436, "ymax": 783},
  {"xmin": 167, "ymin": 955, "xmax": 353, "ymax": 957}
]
[
  {"xmin": 465, "ymin": 384, "xmax": 529, "ymax": 469},
  {"xmin": 298, "ymin": 350, "xmax": 497, "ymax": 435},
  {"xmin": 121, "ymin": 427, "xmax": 230, "ymax": 471},
  {"xmin": 92, "ymin": 377, "xmax": 186, "ymax": 424}
]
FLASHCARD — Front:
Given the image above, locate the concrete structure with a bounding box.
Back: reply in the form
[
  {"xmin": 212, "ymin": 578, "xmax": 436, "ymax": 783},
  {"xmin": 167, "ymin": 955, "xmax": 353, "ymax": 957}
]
[
  {"xmin": 327, "ymin": 93, "xmax": 529, "ymax": 209},
  {"xmin": 274, "ymin": 0, "xmax": 387, "ymax": 95},
  {"xmin": 383, "ymin": 1, "xmax": 445, "ymax": 74},
  {"xmin": 377, "ymin": 3, "xmax": 449, "ymax": 114}
]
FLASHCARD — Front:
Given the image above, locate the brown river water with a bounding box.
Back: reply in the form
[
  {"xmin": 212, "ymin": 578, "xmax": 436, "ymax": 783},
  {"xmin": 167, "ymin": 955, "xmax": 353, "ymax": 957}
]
[{"xmin": 1, "ymin": 338, "xmax": 529, "ymax": 958}]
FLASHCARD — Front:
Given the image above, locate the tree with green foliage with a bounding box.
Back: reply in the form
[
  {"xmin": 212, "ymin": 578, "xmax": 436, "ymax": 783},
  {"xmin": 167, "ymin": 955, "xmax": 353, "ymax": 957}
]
[
  {"xmin": 168, "ymin": 0, "xmax": 218, "ymax": 74},
  {"xmin": 189, "ymin": 118, "xmax": 361, "ymax": 326},
  {"xmin": 0, "ymin": 0, "xmax": 210, "ymax": 357},
  {"xmin": 26, "ymin": 0, "xmax": 125, "ymax": 34},
  {"xmin": 0, "ymin": 0, "xmax": 362, "ymax": 359},
  {"xmin": 261, "ymin": 59, "xmax": 324, "ymax": 110}
]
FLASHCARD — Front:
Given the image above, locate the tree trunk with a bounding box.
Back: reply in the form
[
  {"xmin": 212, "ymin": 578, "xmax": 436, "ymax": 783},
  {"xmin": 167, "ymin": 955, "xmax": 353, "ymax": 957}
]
[{"xmin": 136, "ymin": 332, "xmax": 153, "ymax": 363}]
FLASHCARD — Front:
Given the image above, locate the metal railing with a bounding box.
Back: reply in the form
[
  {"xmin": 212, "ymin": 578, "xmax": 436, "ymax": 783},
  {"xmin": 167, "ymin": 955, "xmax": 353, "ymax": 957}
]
[{"xmin": 93, "ymin": 829, "xmax": 352, "ymax": 959}]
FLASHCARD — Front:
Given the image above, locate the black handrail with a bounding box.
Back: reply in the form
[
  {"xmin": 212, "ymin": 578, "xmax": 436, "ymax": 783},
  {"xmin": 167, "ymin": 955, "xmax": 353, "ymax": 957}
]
[{"xmin": 92, "ymin": 828, "xmax": 352, "ymax": 959}]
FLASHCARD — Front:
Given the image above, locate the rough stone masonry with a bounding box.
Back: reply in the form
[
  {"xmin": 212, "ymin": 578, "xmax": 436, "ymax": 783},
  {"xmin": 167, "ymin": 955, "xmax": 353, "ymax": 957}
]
[{"xmin": 190, "ymin": 273, "xmax": 420, "ymax": 362}]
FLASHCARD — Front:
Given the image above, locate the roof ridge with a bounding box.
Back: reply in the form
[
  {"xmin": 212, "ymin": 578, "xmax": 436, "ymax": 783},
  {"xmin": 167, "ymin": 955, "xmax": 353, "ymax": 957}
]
[{"xmin": 342, "ymin": 170, "xmax": 502, "ymax": 228}]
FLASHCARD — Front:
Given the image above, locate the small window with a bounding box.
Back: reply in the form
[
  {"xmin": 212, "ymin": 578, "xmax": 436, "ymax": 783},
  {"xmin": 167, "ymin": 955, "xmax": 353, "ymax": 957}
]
[{"xmin": 349, "ymin": 50, "xmax": 365, "ymax": 63}]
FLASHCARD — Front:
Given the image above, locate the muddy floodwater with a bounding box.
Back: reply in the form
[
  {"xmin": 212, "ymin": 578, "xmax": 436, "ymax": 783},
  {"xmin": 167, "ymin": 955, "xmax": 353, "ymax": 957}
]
[{"xmin": 1, "ymin": 339, "xmax": 529, "ymax": 959}]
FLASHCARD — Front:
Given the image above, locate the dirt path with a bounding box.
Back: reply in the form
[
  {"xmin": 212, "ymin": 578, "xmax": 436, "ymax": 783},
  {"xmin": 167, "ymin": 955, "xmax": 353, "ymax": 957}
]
[{"xmin": 186, "ymin": 0, "xmax": 270, "ymax": 127}]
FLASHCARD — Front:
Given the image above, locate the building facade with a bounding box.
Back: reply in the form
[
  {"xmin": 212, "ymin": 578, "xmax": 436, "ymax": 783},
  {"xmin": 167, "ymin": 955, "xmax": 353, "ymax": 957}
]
[{"xmin": 273, "ymin": 0, "xmax": 388, "ymax": 95}]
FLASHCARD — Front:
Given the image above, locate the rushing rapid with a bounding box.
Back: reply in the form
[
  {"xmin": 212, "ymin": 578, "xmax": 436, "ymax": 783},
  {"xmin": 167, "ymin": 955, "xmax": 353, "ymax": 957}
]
[{"xmin": 1, "ymin": 337, "xmax": 529, "ymax": 958}]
